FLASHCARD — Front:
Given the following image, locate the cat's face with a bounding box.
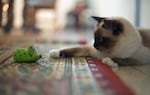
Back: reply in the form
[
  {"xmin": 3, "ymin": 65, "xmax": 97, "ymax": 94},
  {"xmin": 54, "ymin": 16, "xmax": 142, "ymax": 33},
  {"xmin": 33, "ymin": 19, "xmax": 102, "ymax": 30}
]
[{"xmin": 92, "ymin": 16, "xmax": 124, "ymax": 52}]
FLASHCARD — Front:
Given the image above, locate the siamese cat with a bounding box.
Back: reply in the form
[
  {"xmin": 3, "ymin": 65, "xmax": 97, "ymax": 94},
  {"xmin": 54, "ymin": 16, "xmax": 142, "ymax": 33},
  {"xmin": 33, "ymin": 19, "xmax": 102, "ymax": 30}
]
[{"xmin": 48, "ymin": 16, "xmax": 150, "ymax": 65}]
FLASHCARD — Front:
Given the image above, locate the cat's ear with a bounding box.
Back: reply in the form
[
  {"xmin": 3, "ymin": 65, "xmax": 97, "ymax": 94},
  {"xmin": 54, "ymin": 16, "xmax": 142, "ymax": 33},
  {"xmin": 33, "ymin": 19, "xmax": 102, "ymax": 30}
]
[{"xmin": 91, "ymin": 16, "xmax": 105, "ymax": 23}]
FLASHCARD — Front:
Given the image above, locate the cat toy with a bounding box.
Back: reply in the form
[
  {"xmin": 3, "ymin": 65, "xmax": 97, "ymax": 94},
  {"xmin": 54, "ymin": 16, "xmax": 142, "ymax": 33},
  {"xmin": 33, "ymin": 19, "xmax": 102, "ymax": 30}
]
[{"xmin": 13, "ymin": 46, "xmax": 41, "ymax": 63}]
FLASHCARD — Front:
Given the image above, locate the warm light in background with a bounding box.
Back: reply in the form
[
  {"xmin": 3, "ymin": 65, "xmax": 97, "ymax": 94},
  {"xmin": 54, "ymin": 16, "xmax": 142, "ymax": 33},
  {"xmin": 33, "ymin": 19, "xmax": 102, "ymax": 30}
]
[
  {"xmin": 8, "ymin": 0, "xmax": 150, "ymax": 29},
  {"xmin": 3, "ymin": 3, "xmax": 9, "ymax": 12}
]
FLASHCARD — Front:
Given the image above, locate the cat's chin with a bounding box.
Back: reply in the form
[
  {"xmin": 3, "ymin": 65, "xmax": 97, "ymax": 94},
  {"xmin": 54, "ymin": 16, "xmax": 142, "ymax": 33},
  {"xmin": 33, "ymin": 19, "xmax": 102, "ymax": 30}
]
[{"xmin": 93, "ymin": 46, "xmax": 106, "ymax": 52}]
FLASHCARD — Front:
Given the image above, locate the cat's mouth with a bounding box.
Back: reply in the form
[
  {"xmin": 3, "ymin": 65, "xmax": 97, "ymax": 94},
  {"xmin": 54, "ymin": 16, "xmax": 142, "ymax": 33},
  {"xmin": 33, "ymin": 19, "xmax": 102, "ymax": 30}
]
[
  {"xmin": 93, "ymin": 43, "xmax": 106, "ymax": 51},
  {"xmin": 93, "ymin": 37, "xmax": 114, "ymax": 51}
]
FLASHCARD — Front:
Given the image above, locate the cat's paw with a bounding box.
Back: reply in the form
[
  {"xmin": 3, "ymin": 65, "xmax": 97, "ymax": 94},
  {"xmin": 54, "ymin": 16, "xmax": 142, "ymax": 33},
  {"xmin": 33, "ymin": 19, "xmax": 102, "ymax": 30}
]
[
  {"xmin": 102, "ymin": 57, "xmax": 118, "ymax": 67},
  {"xmin": 48, "ymin": 49, "xmax": 60, "ymax": 58}
]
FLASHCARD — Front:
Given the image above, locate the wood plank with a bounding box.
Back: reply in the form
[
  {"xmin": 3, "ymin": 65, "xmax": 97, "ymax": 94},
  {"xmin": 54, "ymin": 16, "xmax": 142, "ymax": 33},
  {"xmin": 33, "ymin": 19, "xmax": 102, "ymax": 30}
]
[
  {"xmin": 133, "ymin": 65, "xmax": 150, "ymax": 77},
  {"xmin": 114, "ymin": 66, "xmax": 150, "ymax": 95}
]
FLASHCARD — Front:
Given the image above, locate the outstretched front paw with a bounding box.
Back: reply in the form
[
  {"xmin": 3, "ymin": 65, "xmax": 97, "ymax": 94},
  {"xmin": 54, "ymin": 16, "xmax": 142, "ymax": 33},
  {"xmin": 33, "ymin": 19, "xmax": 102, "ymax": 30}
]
[
  {"xmin": 102, "ymin": 57, "xmax": 118, "ymax": 67},
  {"xmin": 48, "ymin": 49, "xmax": 60, "ymax": 58}
]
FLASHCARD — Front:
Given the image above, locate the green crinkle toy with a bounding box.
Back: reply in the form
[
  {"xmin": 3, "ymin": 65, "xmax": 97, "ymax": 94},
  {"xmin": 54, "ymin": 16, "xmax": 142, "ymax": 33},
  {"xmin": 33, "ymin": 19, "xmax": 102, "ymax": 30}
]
[{"xmin": 13, "ymin": 46, "xmax": 41, "ymax": 63}]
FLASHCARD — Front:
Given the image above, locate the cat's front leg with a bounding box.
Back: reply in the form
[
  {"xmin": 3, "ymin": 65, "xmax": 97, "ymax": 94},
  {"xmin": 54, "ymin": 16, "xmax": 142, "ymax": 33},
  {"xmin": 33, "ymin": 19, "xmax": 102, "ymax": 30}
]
[
  {"xmin": 48, "ymin": 46, "xmax": 119, "ymax": 67},
  {"xmin": 49, "ymin": 45, "xmax": 93, "ymax": 58}
]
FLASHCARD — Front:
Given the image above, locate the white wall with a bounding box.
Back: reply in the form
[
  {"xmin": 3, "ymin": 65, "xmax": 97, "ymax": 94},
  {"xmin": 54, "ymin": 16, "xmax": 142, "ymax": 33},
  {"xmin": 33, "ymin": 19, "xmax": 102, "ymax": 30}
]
[
  {"xmin": 141, "ymin": 0, "xmax": 150, "ymax": 29},
  {"xmin": 92, "ymin": 0, "xmax": 135, "ymax": 25},
  {"xmin": 92, "ymin": 0, "xmax": 150, "ymax": 29}
]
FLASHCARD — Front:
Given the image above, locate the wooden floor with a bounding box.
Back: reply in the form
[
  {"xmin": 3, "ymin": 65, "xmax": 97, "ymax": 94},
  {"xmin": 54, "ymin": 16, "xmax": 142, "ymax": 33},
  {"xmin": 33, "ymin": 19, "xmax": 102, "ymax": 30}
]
[
  {"xmin": 114, "ymin": 64, "xmax": 150, "ymax": 95},
  {"xmin": 0, "ymin": 29, "xmax": 150, "ymax": 95}
]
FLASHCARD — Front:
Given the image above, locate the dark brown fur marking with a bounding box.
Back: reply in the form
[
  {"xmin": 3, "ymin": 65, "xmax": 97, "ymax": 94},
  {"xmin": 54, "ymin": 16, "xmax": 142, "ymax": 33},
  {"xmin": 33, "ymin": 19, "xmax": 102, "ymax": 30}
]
[
  {"xmin": 102, "ymin": 20, "xmax": 124, "ymax": 36},
  {"xmin": 93, "ymin": 17, "xmax": 124, "ymax": 51}
]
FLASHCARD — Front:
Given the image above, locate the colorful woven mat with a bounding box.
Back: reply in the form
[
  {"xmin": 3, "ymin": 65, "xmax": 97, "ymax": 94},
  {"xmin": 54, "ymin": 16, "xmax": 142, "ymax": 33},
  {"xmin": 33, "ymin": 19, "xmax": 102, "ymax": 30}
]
[
  {"xmin": 0, "ymin": 56, "xmax": 134, "ymax": 95},
  {"xmin": 0, "ymin": 37, "xmax": 134, "ymax": 95}
]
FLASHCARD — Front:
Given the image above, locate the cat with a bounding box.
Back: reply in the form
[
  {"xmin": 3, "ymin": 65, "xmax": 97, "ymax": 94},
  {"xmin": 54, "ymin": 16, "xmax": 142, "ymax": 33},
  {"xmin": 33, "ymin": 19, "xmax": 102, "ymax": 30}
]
[{"xmin": 49, "ymin": 16, "xmax": 150, "ymax": 65}]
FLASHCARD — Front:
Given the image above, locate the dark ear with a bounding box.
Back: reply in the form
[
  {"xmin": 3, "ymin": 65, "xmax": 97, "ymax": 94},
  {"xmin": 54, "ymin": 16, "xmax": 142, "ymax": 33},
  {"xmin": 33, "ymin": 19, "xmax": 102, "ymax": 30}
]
[
  {"xmin": 113, "ymin": 21, "xmax": 124, "ymax": 35},
  {"xmin": 104, "ymin": 20, "xmax": 124, "ymax": 35},
  {"xmin": 91, "ymin": 16, "xmax": 105, "ymax": 23}
]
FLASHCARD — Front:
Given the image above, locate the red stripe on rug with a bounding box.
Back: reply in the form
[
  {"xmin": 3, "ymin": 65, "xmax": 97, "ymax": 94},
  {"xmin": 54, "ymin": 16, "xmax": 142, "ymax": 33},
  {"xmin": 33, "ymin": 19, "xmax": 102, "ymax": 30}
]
[{"xmin": 94, "ymin": 59, "xmax": 135, "ymax": 95}]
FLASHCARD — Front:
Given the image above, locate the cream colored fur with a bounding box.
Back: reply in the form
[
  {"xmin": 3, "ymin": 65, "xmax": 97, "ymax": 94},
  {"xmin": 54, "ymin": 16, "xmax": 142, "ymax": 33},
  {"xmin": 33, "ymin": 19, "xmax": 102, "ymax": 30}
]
[{"xmin": 49, "ymin": 17, "xmax": 150, "ymax": 64}]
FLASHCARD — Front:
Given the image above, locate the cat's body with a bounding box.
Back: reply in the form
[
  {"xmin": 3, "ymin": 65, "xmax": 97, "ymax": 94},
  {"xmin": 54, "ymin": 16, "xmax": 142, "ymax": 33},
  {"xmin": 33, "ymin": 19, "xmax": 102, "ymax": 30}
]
[{"xmin": 49, "ymin": 16, "xmax": 150, "ymax": 64}]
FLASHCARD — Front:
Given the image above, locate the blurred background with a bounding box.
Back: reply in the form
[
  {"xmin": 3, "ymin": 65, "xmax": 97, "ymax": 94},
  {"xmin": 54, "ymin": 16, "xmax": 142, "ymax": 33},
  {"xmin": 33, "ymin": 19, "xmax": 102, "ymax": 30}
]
[
  {"xmin": 0, "ymin": 0, "xmax": 149, "ymax": 37},
  {"xmin": 0, "ymin": 1, "xmax": 150, "ymax": 95}
]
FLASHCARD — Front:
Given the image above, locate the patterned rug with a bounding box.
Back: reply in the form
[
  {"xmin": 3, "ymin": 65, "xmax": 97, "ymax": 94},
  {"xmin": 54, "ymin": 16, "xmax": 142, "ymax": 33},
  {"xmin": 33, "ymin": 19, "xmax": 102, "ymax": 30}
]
[
  {"xmin": 0, "ymin": 36, "xmax": 134, "ymax": 95},
  {"xmin": 0, "ymin": 56, "xmax": 134, "ymax": 95}
]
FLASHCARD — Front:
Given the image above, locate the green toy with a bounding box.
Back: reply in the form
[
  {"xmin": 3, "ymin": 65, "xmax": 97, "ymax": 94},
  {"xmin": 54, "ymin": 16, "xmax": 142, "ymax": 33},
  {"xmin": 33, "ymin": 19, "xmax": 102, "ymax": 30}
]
[{"xmin": 13, "ymin": 46, "xmax": 41, "ymax": 63}]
